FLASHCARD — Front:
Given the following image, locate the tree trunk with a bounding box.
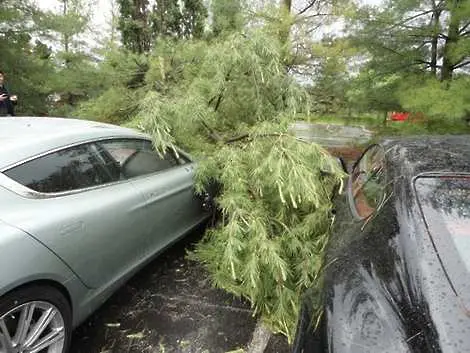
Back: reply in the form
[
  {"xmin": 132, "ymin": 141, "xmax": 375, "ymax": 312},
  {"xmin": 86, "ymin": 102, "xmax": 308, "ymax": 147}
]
[
  {"xmin": 110, "ymin": 0, "xmax": 118, "ymax": 43},
  {"xmin": 62, "ymin": 0, "xmax": 69, "ymax": 53},
  {"xmin": 135, "ymin": 0, "xmax": 150, "ymax": 53},
  {"xmin": 282, "ymin": 0, "xmax": 292, "ymax": 12},
  {"xmin": 441, "ymin": 0, "xmax": 460, "ymax": 80},
  {"xmin": 279, "ymin": 0, "xmax": 292, "ymax": 60},
  {"xmin": 430, "ymin": 8, "xmax": 441, "ymax": 77}
]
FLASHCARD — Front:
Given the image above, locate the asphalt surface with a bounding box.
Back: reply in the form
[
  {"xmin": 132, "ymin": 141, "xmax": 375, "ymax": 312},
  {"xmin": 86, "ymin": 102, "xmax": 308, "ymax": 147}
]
[{"xmin": 70, "ymin": 226, "xmax": 290, "ymax": 353}]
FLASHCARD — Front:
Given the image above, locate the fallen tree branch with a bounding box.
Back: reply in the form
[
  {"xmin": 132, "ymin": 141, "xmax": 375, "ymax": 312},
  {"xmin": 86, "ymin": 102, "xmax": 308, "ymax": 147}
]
[
  {"xmin": 200, "ymin": 120, "xmax": 223, "ymax": 142},
  {"xmin": 225, "ymin": 133, "xmax": 293, "ymax": 144}
]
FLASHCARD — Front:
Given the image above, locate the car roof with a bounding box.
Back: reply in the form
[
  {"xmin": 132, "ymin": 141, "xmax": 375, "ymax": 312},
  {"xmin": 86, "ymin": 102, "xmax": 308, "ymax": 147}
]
[
  {"xmin": 0, "ymin": 117, "xmax": 150, "ymax": 170},
  {"xmin": 382, "ymin": 135, "xmax": 470, "ymax": 176}
]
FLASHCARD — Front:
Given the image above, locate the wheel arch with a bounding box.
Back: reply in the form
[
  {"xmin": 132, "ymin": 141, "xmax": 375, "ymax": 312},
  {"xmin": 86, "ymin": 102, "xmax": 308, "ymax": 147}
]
[{"xmin": 3, "ymin": 279, "xmax": 73, "ymax": 312}]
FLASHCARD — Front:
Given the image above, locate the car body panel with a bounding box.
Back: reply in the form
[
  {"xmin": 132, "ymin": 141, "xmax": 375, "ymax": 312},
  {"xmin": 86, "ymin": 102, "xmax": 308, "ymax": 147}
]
[
  {"xmin": 293, "ymin": 135, "xmax": 470, "ymax": 353},
  {"xmin": 0, "ymin": 217, "xmax": 80, "ymax": 299},
  {"xmin": 129, "ymin": 162, "xmax": 207, "ymax": 250},
  {"xmin": 0, "ymin": 117, "xmax": 209, "ymax": 329},
  {"xmin": 323, "ymin": 185, "xmax": 440, "ymax": 353},
  {"xmin": 0, "ymin": 180, "xmax": 151, "ymax": 289}
]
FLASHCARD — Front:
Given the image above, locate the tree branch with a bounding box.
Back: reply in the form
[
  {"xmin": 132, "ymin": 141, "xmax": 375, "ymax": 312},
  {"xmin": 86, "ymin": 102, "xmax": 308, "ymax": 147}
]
[
  {"xmin": 225, "ymin": 134, "xmax": 250, "ymax": 144},
  {"xmin": 459, "ymin": 22, "xmax": 470, "ymax": 34},
  {"xmin": 225, "ymin": 133, "xmax": 287, "ymax": 144},
  {"xmin": 296, "ymin": 0, "xmax": 319, "ymax": 15},
  {"xmin": 246, "ymin": 10, "xmax": 281, "ymax": 23},
  {"xmin": 453, "ymin": 60, "xmax": 470, "ymax": 70},
  {"xmin": 296, "ymin": 13, "xmax": 331, "ymax": 23},
  {"xmin": 386, "ymin": 8, "xmax": 444, "ymax": 30},
  {"xmin": 214, "ymin": 92, "xmax": 224, "ymax": 112},
  {"xmin": 378, "ymin": 44, "xmax": 406, "ymax": 57},
  {"xmin": 200, "ymin": 120, "xmax": 223, "ymax": 142},
  {"xmin": 414, "ymin": 59, "xmax": 438, "ymax": 67},
  {"xmin": 208, "ymin": 67, "xmax": 233, "ymax": 112}
]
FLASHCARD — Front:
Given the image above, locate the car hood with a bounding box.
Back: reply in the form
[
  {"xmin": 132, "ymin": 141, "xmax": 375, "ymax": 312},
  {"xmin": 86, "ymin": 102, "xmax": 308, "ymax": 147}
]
[
  {"xmin": 323, "ymin": 191, "xmax": 470, "ymax": 353},
  {"xmin": 324, "ymin": 257, "xmax": 470, "ymax": 353}
]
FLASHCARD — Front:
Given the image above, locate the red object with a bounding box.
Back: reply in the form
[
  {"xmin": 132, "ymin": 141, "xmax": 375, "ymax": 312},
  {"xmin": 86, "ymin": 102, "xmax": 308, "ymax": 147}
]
[{"xmin": 390, "ymin": 112, "xmax": 410, "ymax": 121}]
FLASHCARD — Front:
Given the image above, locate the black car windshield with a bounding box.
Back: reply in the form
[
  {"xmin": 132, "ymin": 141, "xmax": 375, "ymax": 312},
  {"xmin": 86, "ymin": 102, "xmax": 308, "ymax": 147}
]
[{"xmin": 416, "ymin": 175, "xmax": 470, "ymax": 295}]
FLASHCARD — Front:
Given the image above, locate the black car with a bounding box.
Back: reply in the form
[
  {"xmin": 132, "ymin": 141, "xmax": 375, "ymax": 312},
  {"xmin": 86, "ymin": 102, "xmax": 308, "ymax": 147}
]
[{"xmin": 293, "ymin": 136, "xmax": 470, "ymax": 353}]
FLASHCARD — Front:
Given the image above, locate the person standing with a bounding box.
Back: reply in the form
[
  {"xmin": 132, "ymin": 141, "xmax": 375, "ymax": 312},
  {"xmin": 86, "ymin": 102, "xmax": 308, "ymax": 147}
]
[{"xmin": 0, "ymin": 71, "xmax": 17, "ymax": 116}]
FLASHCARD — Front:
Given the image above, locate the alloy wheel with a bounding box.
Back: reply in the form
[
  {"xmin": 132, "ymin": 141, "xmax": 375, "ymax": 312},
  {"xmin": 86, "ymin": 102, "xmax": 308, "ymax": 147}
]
[{"xmin": 0, "ymin": 301, "xmax": 65, "ymax": 353}]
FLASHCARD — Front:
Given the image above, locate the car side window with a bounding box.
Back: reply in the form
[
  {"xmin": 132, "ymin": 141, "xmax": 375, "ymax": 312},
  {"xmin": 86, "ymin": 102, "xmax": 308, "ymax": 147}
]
[
  {"xmin": 97, "ymin": 139, "xmax": 182, "ymax": 179},
  {"xmin": 349, "ymin": 145, "xmax": 386, "ymax": 220},
  {"xmin": 4, "ymin": 144, "xmax": 115, "ymax": 193}
]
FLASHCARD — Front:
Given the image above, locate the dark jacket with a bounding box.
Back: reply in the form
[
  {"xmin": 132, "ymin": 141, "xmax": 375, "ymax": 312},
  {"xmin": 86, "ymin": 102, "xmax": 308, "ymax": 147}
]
[{"xmin": 0, "ymin": 84, "xmax": 15, "ymax": 116}]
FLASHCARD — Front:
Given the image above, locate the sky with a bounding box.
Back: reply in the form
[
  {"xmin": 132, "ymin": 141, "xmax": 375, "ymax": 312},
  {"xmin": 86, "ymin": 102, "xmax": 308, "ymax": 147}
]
[
  {"xmin": 37, "ymin": 0, "xmax": 113, "ymax": 32},
  {"xmin": 36, "ymin": 0, "xmax": 384, "ymax": 47}
]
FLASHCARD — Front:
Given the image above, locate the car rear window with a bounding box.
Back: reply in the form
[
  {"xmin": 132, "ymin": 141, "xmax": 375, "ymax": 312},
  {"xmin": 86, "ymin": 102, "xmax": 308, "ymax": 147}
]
[{"xmin": 416, "ymin": 175, "xmax": 470, "ymax": 275}]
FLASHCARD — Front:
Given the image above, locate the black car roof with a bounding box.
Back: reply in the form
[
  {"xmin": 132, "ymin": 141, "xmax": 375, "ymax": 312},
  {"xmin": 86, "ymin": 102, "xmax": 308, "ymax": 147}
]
[{"xmin": 381, "ymin": 135, "xmax": 470, "ymax": 176}]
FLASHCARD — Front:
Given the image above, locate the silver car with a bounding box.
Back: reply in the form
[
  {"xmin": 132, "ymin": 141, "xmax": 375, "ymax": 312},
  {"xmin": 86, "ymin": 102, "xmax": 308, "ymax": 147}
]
[{"xmin": 0, "ymin": 117, "xmax": 209, "ymax": 353}]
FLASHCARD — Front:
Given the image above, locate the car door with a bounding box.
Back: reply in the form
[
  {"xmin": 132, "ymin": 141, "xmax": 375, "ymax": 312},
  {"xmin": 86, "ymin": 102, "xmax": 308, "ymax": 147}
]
[
  {"xmin": 98, "ymin": 139, "xmax": 206, "ymax": 255},
  {"xmin": 1, "ymin": 142, "xmax": 151, "ymax": 289}
]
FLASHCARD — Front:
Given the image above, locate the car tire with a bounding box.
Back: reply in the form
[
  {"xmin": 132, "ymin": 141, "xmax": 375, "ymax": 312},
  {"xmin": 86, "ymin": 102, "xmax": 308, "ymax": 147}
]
[{"xmin": 0, "ymin": 284, "xmax": 72, "ymax": 353}]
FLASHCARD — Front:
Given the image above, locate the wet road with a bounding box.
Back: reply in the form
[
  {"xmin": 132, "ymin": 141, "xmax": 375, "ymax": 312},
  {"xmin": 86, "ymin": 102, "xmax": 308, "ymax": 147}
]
[{"xmin": 69, "ymin": 227, "xmax": 289, "ymax": 353}]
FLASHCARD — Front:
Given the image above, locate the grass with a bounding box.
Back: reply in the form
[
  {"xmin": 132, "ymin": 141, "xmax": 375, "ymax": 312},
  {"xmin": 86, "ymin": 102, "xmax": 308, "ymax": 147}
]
[
  {"xmin": 375, "ymin": 119, "xmax": 470, "ymax": 137},
  {"xmin": 300, "ymin": 113, "xmax": 470, "ymax": 137}
]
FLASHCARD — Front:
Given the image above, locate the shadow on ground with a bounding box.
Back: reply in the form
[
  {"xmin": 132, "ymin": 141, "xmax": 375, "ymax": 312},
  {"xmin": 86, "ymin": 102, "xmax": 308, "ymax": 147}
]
[{"xmin": 70, "ymin": 227, "xmax": 289, "ymax": 353}]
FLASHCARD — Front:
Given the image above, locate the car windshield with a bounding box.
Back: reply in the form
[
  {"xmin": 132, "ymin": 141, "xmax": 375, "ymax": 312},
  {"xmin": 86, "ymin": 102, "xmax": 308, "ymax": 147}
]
[{"xmin": 416, "ymin": 176, "xmax": 470, "ymax": 277}]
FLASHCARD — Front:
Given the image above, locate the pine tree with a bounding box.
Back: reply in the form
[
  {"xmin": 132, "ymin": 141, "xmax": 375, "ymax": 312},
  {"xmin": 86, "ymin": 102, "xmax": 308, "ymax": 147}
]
[
  {"xmin": 181, "ymin": 0, "xmax": 207, "ymax": 38},
  {"xmin": 118, "ymin": 0, "xmax": 151, "ymax": 53},
  {"xmin": 0, "ymin": 0, "xmax": 55, "ymax": 115},
  {"xmin": 36, "ymin": 0, "xmax": 100, "ymax": 114},
  {"xmin": 118, "ymin": 0, "xmax": 207, "ymax": 53},
  {"xmin": 351, "ymin": 0, "xmax": 470, "ymax": 80},
  {"xmin": 211, "ymin": 0, "xmax": 243, "ymax": 36},
  {"xmin": 136, "ymin": 29, "xmax": 344, "ymax": 340},
  {"xmin": 150, "ymin": 0, "xmax": 183, "ymax": 38}
]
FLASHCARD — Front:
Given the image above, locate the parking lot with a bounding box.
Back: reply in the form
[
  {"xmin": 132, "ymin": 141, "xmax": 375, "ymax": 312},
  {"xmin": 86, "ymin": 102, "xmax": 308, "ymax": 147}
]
[{"xmin": 70, "ymin": 227, "xmax": 289, "ymax": 353}]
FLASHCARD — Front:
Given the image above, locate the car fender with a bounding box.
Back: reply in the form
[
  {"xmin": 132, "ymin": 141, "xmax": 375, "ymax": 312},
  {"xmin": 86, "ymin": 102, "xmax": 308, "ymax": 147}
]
[{"xmin": 0, "ymin": 219, "xmax": 79, "ymax": 303}]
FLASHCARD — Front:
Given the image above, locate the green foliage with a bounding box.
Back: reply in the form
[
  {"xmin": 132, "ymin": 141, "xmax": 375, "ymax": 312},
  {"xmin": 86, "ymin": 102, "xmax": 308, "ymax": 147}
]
[
  {"xmin": 346, "ymin": 69, "xmax": 402, "ymax": 114},
  {"xmin": 118, "ymin": 0, "xmax": 207, "ymax": 53},
  {"xmin": 74, "ymin": 48, "xmax": 149, "ymax": 123},
  {"xmin": 0, "ymin": 0, "xmax": 55, "ymax": 115},
  {"xmin": 75, "ymin": 86, "xmax": 143, "ymax": 123},
  {"xmin": 134, "ymin": 29, "xmax": 343, "ymax": 340},
  {"xmin": 140, "ymin": 31, "xmax": 311, "ymax": 150},
  {"xmin": 211, "ymin": 0, "xmax": 244, "ymax": 36},
  {"xmin": 38, "ymin": 0, "xmax": 91, "ymax": 49},
  {"xmin": 349, "ymin": 0, "xmax": 470, "ymax": 79},
  {"xmin": 398, "ymin": 75, "xmax": 470, "ymax": 120},
  {"xmin": 378, "ymin": 119, "xmax": 470, "ymax": 136},
  {"xmin": 118, "ymin": 0, "xmax": 152, "ymax": 53},
  {"xmin": 309, "ymin": 38, "xmax": 357, "ymax": 114},
  {"xmin": 32, "ymin": 0, "xmax": 101, "ymax": 114},
  {"xmin": 181, "ymin": 0, "xmax": 208, "ymax": 38},
  {"xmin": 192, "ymin": 135, "xmax": 342, "ymax": 338},
  {"xmin": 151, "ymin": 0, "xmax": 183, "ymax": 38}
]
